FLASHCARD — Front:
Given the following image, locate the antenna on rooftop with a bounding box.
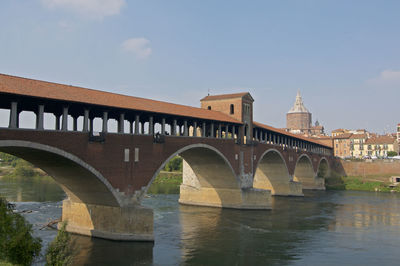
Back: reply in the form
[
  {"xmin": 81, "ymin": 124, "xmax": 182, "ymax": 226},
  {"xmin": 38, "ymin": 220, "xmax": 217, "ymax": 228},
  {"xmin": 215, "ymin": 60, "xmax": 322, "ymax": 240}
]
[{"xmin": 208, "ymin": 88, "xmax": 211, "ymax": 96}]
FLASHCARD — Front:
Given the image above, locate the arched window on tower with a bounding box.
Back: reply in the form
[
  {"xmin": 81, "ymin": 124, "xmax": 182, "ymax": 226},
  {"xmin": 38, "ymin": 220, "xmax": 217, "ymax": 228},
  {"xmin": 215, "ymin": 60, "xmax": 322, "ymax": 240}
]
[
  {"xmin": 230, "ymin": 104, "xmax": 234, "ymax": 114},
  {"xmin": 208, "ymin": 106, "xmax": 211, "ymax": 110}
]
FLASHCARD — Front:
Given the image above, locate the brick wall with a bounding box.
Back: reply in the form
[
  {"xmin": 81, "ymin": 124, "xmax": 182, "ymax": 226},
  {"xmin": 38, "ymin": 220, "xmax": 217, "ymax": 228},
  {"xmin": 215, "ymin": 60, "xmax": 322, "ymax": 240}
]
[{"xmin": 333, "ymin": 159, "xmax": 400, "ymax": 177}]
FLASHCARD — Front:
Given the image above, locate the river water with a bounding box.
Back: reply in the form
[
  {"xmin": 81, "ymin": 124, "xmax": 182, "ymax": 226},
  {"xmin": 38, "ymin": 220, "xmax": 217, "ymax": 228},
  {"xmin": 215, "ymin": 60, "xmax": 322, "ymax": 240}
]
[{"xmin": 1, "ymin": 176, "xmax": 400, "ymax": 265}]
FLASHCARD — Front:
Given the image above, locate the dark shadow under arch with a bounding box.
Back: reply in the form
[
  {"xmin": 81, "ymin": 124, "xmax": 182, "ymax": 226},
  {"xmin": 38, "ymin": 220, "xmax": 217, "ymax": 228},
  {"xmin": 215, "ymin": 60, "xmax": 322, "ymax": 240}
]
[
  {"xmin": 0, "ymin": 140, "xmax": 120, "ymax": 207},
  {"xmin": 253, "ymin": 149, "xmax": 292, "ymax": 195},
  {"xmin": 144, "ymin": 144, "xmax": 241, "ymax": 207},
  {"xmin": 294, "ymin": 154, "xmax": 316, "ymax": 189}
]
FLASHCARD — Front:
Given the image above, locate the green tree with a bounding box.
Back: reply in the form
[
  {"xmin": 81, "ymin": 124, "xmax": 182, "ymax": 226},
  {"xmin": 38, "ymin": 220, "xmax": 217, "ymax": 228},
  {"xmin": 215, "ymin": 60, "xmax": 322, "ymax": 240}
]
[
  {"xmin": 388, "ymin": 151, "xmax": 398, "ymax": 157},
  {"xmin": 165, "ymin": 156, "xmax": 183, "ymax": 172},
  {"xmin": 45, "ymin": 222, "xmax": 74, "ymax": 266},
  {"xmin": 0, "ymin": 197, "xmax": 42, "ymax": 265}
]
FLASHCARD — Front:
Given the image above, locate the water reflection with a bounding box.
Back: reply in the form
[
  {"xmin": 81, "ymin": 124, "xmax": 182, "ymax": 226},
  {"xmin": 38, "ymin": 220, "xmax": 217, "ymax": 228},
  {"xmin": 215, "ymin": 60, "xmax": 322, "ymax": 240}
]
[
  {"xmin": 70, "ymin": 235, "xmax": 153, "ymax": 266},
  {"xmin": 3, "ymin": 176, "xmax": 400, "ymax": 265},
  {"xmin": 0, "ymin": 175, "xmax": 65, "ymax": 202},
  {"xmin": 178, "ymin": 192, "xmax": 337, "ymax": 265}
]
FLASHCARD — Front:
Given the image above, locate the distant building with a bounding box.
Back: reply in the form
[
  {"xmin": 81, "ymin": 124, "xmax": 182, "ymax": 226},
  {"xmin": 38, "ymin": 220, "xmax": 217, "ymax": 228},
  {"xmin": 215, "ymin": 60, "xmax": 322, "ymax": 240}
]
[
  {"xmin": 365, "ymin": 135, "xmax": 398, "ymax": 157},
  {"xmin": 332, "ymin": 128, "xmax": 398, "ymax": 158},
  {"xmin": 332, "ymin": 133, "xmax": 353, "ymax": 158},
  {"xmin": 332, "ymin": 129, "xmax": 369, "ymax": 158},
  {"xmin": 349, "ymin": 133, "xmax": 368, "ymax": 158},
  {"xmin": 286, "ymin": 91, "xmax": 325, "ymax": 136},
  {"xmin": 397, "ymin": 123, "xmax": 400, "ymax": 150}
]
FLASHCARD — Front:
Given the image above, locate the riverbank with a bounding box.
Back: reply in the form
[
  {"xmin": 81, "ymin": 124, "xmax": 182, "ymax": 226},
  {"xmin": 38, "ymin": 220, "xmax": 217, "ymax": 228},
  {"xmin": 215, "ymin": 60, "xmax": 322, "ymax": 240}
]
[{"xmin": 325, "ymin": 175, "xmax": 400, "ymax": 193}]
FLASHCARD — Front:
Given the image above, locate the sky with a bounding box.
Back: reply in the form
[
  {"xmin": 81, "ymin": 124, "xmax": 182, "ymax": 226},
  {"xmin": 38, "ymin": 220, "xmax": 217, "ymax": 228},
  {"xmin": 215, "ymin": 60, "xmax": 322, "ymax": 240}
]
[{"xmin": 0, "ymin": 0, "xmax": 399, "ymax": 134}]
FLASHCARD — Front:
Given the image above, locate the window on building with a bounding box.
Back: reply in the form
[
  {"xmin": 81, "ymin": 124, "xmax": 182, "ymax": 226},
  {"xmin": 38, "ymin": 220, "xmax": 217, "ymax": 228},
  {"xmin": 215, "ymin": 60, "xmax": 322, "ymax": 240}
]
[
  {"xmin": 230, "ymin": 104, "xmax": 234, "ymax": 114},
  {"xmin": 208, "ymin": 106, "xmax": 211, "ymax": 110},
  {"xmin": 368, "ymin": 145, "xmax": 371, "ymax": 150}
]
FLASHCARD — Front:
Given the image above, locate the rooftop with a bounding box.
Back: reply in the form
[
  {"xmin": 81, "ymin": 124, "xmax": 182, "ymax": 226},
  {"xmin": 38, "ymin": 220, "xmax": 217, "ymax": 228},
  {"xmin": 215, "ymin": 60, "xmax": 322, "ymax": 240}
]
[
  {"xmin": 200, "ymin": 92, "xmax": 254, "ymax": 102},
  {"xmin": 365, "ymin": 135, "xmax": 397, "ymax": 145},
  {"xmin": 333, "ymin": 133, "xmax": 353, "ymax": 139},
  {"xmin": 0, "ymin": 73, "xmax": 241, "ymax": 124},
  {"xmin": 253, "ymin": 121, "xmax": 331, "ymax": 147}
]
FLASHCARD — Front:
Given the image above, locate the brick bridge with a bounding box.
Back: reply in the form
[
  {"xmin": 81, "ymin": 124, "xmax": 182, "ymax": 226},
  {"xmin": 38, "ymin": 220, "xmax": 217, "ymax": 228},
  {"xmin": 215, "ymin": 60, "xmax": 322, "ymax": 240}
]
[{"xmin": 0, "ymin": 74, "xmax": 333, "ymax": 241}]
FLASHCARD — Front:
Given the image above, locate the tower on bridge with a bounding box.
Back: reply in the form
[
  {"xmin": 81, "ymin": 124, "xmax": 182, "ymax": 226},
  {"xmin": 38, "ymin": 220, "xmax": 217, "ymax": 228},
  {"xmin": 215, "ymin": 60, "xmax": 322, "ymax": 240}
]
[{"xmin": 200, "ymin": 92, "xmax": 254, "ymax": 141}]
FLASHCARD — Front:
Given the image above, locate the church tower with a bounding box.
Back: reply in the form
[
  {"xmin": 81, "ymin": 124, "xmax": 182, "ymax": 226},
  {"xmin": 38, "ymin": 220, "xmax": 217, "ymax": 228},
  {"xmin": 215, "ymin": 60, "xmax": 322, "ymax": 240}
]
[{"xmin": 286, "ymin": 91, "xmax": 312, "ymax": 134}]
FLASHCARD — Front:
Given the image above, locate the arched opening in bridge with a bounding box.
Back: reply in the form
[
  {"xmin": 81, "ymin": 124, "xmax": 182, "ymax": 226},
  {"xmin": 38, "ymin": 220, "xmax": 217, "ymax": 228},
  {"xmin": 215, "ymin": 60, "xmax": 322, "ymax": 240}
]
[
  {"xmin": 145, "ymin": 145, "xmax": 243, "ymax": 208},
  {"xmin": 0, "ymin": 108, "xmax": 10, "ymax": 128},
  {"xmin": 293, "ymin": 155, "xmax": 316, "ymax": 190},
  {"xmin": 0, "ymin": 140, "xmax": 154, "ymax": 241},
  {"xmin": 18, "ymin": 111, "xmax": 36, "ymax": 129},
  {"xmin": 253, "ymin": 150, "xmax": 295, "ymax": 196},
  {"xmin": 107, "ymin": 119, "xmax": 118, "ymax": 133},
  {"xmin": 317, "ymin": 158, "xmax": 330, "ymax": 179},
  {"xmin": 0, "ymin": 141, "xmax": 119, "ymax": 207}
]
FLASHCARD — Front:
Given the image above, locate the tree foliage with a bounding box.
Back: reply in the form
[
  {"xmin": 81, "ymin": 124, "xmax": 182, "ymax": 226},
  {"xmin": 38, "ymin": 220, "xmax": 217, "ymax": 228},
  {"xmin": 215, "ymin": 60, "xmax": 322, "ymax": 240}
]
[
  {"xmin": 45, "ymin": 222, "xmax": 74, "ymax": 266},
  {"xmin": 388, "ymin": 151, "xmax": 398, "ymax": 157},
  {"xmin": 164, "ymin": 156, "xmax": 183, "ymax": 172},
  {"xmin": 0, "ymin": 197, "xmax": 42, "ymax": 265}
]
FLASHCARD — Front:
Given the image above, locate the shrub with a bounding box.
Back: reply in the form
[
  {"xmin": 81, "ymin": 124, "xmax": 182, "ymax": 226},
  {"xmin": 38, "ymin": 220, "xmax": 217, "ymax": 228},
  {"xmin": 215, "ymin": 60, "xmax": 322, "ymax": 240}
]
[
  {"xmin": 165, "ymin": 156, "xmax": 183, "ymax": 172},
  {"xmin": 45, "ymin": 222, "xmax": 74, "ymax": 266},
  {"xmin": 0, "ymin": 197, "xmax": 42, "ymax": 265},
  {"xmin": 388, "ymin": 151, "xmax": 398, "ymax": 157}
]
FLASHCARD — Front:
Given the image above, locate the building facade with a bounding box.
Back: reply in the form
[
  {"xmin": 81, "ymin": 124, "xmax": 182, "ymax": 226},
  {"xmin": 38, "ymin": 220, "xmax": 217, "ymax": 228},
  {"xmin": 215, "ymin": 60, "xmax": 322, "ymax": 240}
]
[
  {"xmin": 332, "ymin": 128, "xmax": 398, "ymax": 158},
  {"xmin": 397, "ymin": 123, "xmax": 400, "ymax": 150},
  {"xmin": 333, "ymin": 133, "xmax": 352, "ymax": 158},
  {"xmin": 365, "ymin": 136, "xmax": 399, "ymax": 157}
]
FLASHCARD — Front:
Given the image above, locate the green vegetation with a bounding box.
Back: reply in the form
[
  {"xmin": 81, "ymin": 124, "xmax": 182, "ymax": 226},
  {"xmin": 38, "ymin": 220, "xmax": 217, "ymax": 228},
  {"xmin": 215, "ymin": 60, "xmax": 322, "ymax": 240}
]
[
  {"xmin": 0, "ymin": 152, "xmax": 46, "ymax": 179},
  {"xmin": 164, "ymin": 156, "xmax": 183, "ymax": 172},
  {"xmin": 326, "ymin": 176, "xmax": 400, "ymax": 192},
  {"xmin": 388, "ymin": 151, "xmax": 398, "ymax": 157},
  {"xmin": 0, "ymin": 197, "xmax": 42, "ymax": 265},
  {"xmin": 45, "ymin": 222, "xmax": 74, "ymax": 266}
]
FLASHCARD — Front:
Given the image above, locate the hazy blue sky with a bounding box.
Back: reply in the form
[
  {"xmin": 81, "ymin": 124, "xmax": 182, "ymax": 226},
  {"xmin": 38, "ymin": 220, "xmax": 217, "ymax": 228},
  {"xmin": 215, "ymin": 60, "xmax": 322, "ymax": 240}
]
[{"xmin": 0, "ymin": 0, "xmax": 399, "ymax": 133}]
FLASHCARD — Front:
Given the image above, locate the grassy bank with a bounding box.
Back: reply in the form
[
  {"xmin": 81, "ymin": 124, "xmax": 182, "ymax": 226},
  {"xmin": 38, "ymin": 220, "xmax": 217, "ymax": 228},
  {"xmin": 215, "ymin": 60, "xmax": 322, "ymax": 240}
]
[
  {"xmin": 326, "ymin": 175, "xmax": 400, "ymax": 193},
  {"xmin": 152, "ymin": 171, "xmax": 182, "ymax": 185}
]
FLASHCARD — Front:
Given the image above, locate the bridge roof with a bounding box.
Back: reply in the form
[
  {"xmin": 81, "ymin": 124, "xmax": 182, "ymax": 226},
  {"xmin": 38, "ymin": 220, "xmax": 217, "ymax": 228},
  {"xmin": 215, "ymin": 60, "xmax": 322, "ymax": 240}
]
[
  {"xmin": 0, "ymin": 74, "xmax": 242, "ymax": 124},
  {"xmin": 253, "ymin": 121, "xmax": 332, "ymax": 148}
]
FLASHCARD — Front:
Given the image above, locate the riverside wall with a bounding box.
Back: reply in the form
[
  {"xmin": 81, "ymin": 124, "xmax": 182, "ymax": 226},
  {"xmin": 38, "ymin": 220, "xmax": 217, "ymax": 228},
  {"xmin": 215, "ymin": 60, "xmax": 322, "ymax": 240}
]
[{"xmin": 332, "ymin": 159, "xmax": 400, "ymax": 177}]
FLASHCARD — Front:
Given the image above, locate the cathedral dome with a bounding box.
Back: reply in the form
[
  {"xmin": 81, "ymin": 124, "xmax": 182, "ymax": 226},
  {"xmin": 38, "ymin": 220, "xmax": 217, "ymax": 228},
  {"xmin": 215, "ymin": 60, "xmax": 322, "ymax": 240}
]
[{"xmin": 288, "ymin": 91, "xmax": 310, "ymax": 114}]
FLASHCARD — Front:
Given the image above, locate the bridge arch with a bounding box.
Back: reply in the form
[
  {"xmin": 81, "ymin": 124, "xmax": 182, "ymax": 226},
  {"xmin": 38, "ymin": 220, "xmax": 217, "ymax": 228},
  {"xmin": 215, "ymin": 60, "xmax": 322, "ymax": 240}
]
[
  {"xmin": 317, "ymin": 157, "xmax": 330, "ymax": 179},
  {"xmin": 253, "ymin": 149, "xmax": 295, "ymax": 196},
  {"xmin": 0, "ymin": 140, "xmax": 121, "ymax": 207},
  {"xmin": 293, "ymin": 154, "xmax": 317, "ymax": 190},
  {"xmin": 144, "ymin": 143, "xmax": 242, "ymax": 208}
]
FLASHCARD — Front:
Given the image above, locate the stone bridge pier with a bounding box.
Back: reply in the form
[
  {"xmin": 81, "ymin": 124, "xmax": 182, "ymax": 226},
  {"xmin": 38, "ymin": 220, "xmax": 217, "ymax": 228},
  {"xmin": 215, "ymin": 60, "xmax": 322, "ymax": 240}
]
[{"xmin": 179, "ymin": 148, "xmax": 271, "ymax": 210}]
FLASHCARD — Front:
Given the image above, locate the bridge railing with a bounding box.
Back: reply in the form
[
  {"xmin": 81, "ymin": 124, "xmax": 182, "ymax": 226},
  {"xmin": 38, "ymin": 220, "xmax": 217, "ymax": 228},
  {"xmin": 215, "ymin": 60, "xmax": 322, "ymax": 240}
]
[{"xmin": 252, "ymin": 126, "xmax": 332, "ymax": 156}]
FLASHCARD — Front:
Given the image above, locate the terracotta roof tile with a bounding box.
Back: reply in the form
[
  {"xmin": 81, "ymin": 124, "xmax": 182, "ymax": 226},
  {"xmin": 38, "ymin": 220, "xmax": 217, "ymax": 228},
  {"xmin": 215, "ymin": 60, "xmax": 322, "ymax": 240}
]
[
  {"xmin": 200, "ymin": 92, "xmax": 253, "ymax": 101},
  {"xmin": 333, "ymin": 133, "xmax": 353, "ymax": 139},
  {"xmin": 253, "ymin": 121, "xmax": 332, "ymax": 148},
  {"xmin": 0, "ymin": 73, "xmax": 241, "ymax": 124},
  {"xmin": 365, "ymin": 136, "xmax": 397, "ymax": 145},
  {"xmin": 350, "ymin": 133, "xmax": 367, "ymax": 139}
]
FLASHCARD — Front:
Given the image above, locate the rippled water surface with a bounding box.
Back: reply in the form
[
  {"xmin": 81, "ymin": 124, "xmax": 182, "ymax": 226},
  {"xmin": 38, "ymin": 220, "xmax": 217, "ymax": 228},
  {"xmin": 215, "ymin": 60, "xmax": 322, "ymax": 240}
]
[{"xmin": 1, "ymin": 176, "xmax": 400, "ymax": 265}]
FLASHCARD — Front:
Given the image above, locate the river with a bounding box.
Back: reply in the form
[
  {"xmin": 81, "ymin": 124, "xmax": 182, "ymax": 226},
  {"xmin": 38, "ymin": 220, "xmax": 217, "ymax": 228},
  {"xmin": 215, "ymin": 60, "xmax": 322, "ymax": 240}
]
[{"xmin": 1, "ymin": 176, "xmax": 400, "ymax": 265}]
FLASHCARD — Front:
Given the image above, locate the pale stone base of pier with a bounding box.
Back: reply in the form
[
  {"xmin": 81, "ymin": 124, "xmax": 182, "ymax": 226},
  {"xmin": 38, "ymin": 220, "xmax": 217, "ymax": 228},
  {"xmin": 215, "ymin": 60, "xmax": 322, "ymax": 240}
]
[
  {"xmin": 61, "ymin": 200, "xmax": 154, "ymax": 241},
  {"xmin": 301, "ymin": 177, "xmax": 326, "ymax": 190},
  {"xmin": 179, "ymin": 185, "xmax": 272, "ymax": 209},
  {"xmin": 253, "ymin": 179, "xmax": 304, "ymax": 197}
]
